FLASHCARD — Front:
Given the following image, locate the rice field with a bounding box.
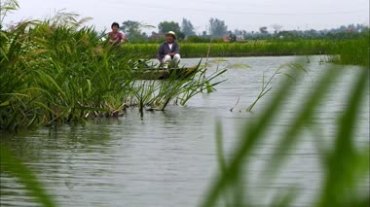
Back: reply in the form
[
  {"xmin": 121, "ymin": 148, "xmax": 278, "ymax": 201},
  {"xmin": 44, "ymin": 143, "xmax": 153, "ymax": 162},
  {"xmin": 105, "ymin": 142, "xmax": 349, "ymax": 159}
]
[
  {"xmin": 123, "ymin": 40, "xmax": 332, "ymax": 58},
  {"xmin": 122, "ymin": 34, "xmax": 369, "ymax": 66}
]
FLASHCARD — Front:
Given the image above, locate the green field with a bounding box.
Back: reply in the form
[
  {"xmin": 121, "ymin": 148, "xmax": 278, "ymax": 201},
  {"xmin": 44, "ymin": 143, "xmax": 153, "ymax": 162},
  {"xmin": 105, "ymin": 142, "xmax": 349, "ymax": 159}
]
[
  {"xmin": 123, "ymin": 40, "xmax": 334, "ymax": 58},
  {"xmin": 122, "ymin": 35, "xmax": 369, "ymax": 67}
]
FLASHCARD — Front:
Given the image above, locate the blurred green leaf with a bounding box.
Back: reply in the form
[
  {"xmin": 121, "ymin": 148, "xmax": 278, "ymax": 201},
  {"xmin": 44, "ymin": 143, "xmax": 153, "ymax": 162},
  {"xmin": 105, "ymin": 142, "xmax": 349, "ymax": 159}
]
[{"xmin": 0, "ymin": 145, "xmax": 57, "ymax": 207}]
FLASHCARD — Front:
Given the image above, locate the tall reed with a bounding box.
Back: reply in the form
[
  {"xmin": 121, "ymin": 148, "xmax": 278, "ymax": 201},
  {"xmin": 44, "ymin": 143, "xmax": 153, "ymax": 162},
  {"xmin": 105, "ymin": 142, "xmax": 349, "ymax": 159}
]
[{"xmin": 1, "ymin": 6, "xmax": 225, "ymax": 131}]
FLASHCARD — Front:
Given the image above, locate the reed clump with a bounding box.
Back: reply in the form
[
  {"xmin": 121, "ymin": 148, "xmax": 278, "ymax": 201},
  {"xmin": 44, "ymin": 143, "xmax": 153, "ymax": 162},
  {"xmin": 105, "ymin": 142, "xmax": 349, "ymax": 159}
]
[
  {"xmin": 333, "ymin": 30, "xmax": 369, "ymax": 67},
  {"xmin": 0, "ymin": 11, "xmax": 224, "ymax": 132}
]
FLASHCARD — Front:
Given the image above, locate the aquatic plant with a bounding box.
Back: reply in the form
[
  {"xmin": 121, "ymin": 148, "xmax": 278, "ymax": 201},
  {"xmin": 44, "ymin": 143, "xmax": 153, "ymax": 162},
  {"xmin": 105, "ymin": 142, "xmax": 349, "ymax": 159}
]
[
  {"xmin": 246, "ymin": 62, "xmax": 306, "ymax": 112},
  {"xmin": 129, "ymin": 62, "xmax": 227, "ymax": 117},
  {"xmin": 0, "ymin": 5, "xmax": 225, "ymax": 131},
  {"xmin": 334, "ymin": 30, "xmax": 369, "ymax": 66}
]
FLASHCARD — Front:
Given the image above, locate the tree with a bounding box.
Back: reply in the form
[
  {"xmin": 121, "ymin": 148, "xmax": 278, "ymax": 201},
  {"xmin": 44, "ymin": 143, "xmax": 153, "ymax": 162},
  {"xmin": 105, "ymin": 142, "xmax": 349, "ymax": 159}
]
[
  {"xmin": 181, "ymin": 18, "xmax": 196, "ymax": 37},
  {"xmin": 209, "ymin": 18, "xmax": 228, "ymax": 37},
  {"xmin": 121, "ymin": 20, "xmax": 143, "ymax": 40},
  {"xmin": 158, "ymin": 21, "xmax": 181, "ymax": 34},
  {"xmin": 259, "ymin": 26, "xmax": 268, "ymax": 34},
  {"xmin": 121, "ymin": 20, "xmax": 155, "ymax": 41}
]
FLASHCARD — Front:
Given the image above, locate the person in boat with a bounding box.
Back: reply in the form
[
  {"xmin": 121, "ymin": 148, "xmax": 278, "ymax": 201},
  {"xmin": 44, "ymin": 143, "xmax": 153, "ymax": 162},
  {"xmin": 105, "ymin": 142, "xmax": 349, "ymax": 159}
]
[
  {"xmin": 157, "ymin": 31, "xmax": 181, "ymax": 68},
  {"xmin": 108, "ymin": 22, "xmax": 127, "ymax": 45}
]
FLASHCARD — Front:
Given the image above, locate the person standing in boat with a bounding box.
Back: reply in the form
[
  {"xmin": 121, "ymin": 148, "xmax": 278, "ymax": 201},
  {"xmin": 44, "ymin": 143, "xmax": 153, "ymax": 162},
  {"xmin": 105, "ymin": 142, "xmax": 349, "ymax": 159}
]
[
  {"xmin": 108, "ymin": 22, "xmax": 127, "ymax": 45},
  {"xmin": 157, "ymin": 31, "xmax": 181, "ymax": 68}
]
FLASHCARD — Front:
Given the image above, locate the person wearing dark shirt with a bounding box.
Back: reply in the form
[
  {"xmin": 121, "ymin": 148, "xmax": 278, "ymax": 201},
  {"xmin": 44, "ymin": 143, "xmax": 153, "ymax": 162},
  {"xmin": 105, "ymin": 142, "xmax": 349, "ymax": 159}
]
[{"xmin": 157, "ymin": 31, "xmax": 181, "ymax": 68}]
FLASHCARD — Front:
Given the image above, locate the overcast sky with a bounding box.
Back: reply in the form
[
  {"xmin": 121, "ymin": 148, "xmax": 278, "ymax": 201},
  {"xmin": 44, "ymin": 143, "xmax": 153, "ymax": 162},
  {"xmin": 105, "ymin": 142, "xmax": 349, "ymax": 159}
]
[{"xmin": 4, "ymin": 0, "xmax": 369, "ymax": 33}]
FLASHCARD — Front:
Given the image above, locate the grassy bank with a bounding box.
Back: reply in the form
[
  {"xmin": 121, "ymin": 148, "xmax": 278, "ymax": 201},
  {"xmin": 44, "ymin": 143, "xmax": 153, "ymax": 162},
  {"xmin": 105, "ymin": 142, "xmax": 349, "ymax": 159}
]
[
  {"xmin": 123, "ymin": 40, "xmax": 334, "ymax": 58},
  {"xmin": 333, "ymin": 32, "xmax": 369, "ymax": 66},
  {"xmin": 123, "ymin": 33, "xmax": 369, "ymax": 67}
]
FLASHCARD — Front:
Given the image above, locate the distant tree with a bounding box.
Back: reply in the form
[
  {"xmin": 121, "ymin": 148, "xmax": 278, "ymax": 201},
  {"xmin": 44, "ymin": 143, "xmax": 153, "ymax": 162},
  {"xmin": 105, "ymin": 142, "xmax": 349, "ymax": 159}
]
[
  {"xmin": 121, "ymin": 20, "xmax": 142, "ymax": 40},
  {"xmin": 121, "ymin": 20, "xmax": 155, "ymax": 41},
  {"xmin": 181, "ymin": 18, "xmax": 196, "ymax": 37},
  {"xmin": 234, "ymin": 29, "xmax": 247, "ymax": 40},
  {"xmin": 209, "ymin": 18, "xmax": 228, "ymax": 37},
  {"xmin": 228, "ymin": 33, "xmax": 237, "ymax": 42},
  {"xmin": 277, "ymin": 31, "xmax": 297, "ymax": 39},
  {"xmin": 158, "ymin": 21, "xmax": 180, "ymax": 34},
  {"xmin": 259, "ymin": 26, "xmax": 268, "ymax": 34},
  {"xmin": 158, "ymin": 21, "xmax": 184, "ymax": 39}
]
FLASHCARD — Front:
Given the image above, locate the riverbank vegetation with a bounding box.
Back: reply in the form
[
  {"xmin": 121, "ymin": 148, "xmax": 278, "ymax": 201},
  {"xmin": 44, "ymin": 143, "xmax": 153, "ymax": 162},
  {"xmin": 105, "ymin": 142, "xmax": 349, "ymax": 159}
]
[
  {"xmin": 0, "ymin": 5, "xmax": 225, "ymax": 132},
  {"xmin": 119, "ymin": 16, "xmax": 368, "ymax": 66},
  {"xmin": 122, "ymin": 32, "xmax": 369, "ymax": 66}
]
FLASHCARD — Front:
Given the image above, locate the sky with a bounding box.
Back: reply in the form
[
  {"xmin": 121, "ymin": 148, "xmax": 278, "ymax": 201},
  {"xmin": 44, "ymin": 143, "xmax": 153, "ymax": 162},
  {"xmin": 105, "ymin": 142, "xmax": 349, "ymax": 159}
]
[{"xmin": 3, "ymin": 0, "xmax": 369, "ymax": 33}]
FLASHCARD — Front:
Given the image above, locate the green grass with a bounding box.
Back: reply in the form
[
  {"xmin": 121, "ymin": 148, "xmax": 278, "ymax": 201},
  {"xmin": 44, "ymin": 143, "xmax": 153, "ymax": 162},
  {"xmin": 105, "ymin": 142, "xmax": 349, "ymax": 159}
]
[
  {"xmin": 0, "ymin": 13, "xmax": 224, "ymax": 132},
  {"xmin": 122, "ymin": 40, "xmax": 335, "ymax": 58},
  {"xmin": 333, "ymin": 32, "xmax": 369, "ymax": 67},
  {"xmin": 1, "ymin": 145, "xmax": 56, "ymax": 207},
  {"xmin": 122, "ymin": 32, "xmax": 369, "ymax": 67}
]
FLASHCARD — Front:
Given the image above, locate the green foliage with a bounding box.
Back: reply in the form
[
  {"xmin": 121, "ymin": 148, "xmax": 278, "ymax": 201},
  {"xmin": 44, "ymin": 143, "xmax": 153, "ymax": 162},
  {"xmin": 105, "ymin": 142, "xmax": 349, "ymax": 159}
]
[
  {"xmin": 184, "ymin": 36, "xmax": 212, "ymax": 43},
  {"xmin": 121, "ymin": 20, "xmax": 154, "ymax": 42},
  {"xmin": 119, "ymin": 36, "xmax": 368, "ymax": 67},
  {"xmin": 0, "ymin": 10, "xmax": 224, "ymax": 131},
  {"xmin": 0, "ymin": 145, "xmax": 56, "ymax": 207},
  {"xmin": 0, "ymin": 0, "xmax": 19, "ymax": 26},
  {"xmin": 121, "ymin": 20, "xmax": 143, "ymax": 40},
  {"xmin": 129, "ymin": 62, "xmax": 227, "ymax": 117},
  {"xmin": 158, "ymin": 21, "xmax": 183, "ymax": 39},
  {"xmin": 0, "ymin": 17, "xmax": 131, "ymax": 130},
  {"xmin": 1, "ymin": 2, "xmax": 368, "ymax": 207},
  {"xmin": 246, "ymin": 63, "xmax": 306, "ymax": 112},
  {"xmin": 120, "ymin": 40, "xmax": 335, "ymax": 58},
  {"xmin": 333, "ymin": 30, "xmax": 369, "ymax": 67}
]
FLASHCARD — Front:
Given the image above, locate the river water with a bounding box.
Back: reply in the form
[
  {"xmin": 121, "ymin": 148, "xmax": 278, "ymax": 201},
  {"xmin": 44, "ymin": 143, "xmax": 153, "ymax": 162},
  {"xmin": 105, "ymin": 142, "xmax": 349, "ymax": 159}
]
[{"xmin": 1, "ymin": 56, "xmax": 369, "ymax": 207}]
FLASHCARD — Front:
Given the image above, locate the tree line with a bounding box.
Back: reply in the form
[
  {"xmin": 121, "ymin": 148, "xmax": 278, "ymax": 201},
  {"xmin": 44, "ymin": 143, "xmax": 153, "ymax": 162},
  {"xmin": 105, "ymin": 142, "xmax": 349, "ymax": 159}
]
[
  {"xmin": 119, "ymin": 18, "xmax": 369, "ymax": 42},
  {"xmin": 120, "ymin": 18, "xmax": 228, "ymax": 41}
]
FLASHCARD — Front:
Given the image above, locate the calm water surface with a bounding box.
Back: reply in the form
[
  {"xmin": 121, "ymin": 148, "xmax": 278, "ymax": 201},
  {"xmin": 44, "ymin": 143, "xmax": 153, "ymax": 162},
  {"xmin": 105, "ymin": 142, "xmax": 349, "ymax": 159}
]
[{"xmin": 1, "ymin": 56, "xmax": 369, "ymax": 207}]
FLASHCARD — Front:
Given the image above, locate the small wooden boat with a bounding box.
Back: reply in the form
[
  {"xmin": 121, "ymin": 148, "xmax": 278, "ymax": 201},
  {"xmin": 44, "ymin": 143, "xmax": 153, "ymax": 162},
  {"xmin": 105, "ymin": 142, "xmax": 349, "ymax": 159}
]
[{"xmin": 132, "ymin": 67, "xmax": 198, "ymax": 80}]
